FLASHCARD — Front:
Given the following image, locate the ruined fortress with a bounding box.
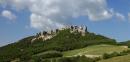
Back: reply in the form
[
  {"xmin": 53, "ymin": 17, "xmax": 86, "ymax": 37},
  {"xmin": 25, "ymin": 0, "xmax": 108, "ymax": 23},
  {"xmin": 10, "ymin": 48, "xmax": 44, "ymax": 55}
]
[{"xmin": 31, "ymin": 25, "xmax": 87, "ymax": 43}]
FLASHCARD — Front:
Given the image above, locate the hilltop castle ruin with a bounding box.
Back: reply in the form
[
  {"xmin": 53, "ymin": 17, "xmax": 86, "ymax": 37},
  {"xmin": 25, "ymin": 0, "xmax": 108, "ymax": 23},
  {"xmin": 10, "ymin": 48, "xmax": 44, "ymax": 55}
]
[{"xmin": 31, "ymin": 25, "xmax": 87, "ymax": 43}]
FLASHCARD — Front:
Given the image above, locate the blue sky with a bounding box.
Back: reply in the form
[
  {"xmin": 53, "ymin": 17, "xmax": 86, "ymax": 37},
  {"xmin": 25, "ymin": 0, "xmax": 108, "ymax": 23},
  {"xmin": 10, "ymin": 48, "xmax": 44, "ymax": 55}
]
[{"xmin": 0, "ymin": 0, "xmax": 130, "ymax": 46}]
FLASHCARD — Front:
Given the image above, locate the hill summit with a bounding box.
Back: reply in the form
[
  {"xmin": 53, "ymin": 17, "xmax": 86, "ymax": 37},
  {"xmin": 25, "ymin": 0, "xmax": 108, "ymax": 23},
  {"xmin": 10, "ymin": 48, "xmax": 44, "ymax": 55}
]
[
  {"xmin": 0, "ymin": 25, "xmax": 117, "ymax": 62},
  {"xmin": 31, "ymin": 25, "xmax": 87, "ymax": 43}
]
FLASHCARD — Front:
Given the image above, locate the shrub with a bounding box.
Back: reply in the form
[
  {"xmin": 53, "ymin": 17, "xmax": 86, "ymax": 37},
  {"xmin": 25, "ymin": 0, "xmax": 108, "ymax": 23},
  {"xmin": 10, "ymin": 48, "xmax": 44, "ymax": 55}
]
[
  {"xmin": 103, "ymin": 50, "xmax": 130, "ymax": 59},
  {"xmin": 103, "ymin": 52, "xmax": 120, "ymax": 59},
  {"xmin": 103, "ymin": 53, "xmax": 111, "ymax": 59}
]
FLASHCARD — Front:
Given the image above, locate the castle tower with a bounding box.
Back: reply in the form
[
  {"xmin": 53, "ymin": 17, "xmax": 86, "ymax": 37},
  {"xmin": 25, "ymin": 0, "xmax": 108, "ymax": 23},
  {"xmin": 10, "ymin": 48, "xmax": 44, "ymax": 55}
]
[
  {"xmin": 80, "ymin": 25, "xmax": 86, "ymax": 36},
  {"xmin": 40, "ymin": 31, "xmax": 43, "ymax": 36},
  {"xmin": 85, "ymin": 26, "xmax": 87, "ymax": 32}
]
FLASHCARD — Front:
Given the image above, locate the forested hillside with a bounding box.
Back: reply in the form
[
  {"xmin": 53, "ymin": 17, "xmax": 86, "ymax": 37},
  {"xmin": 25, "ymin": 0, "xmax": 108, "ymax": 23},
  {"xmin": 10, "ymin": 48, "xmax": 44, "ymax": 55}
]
[{"xmin": 0, "ymin": 29, "xmax": 117, "ymax": 62}]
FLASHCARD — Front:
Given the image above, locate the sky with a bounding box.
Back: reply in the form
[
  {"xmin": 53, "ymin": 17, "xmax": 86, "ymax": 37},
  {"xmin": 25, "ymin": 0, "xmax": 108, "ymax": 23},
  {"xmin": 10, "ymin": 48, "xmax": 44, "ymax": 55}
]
[{"xmin": 0, "ymin": 0, "xmax": 130, "ymax": 47}]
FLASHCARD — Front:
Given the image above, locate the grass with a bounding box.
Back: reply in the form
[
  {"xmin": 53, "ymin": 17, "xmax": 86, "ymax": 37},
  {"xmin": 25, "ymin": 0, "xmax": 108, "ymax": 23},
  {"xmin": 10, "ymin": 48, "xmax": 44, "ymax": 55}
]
[
  {"xmin": 63, "ymin": 44, "xmax": 129, "ymax": 57},
  {"xmin": 98, "ymin": 54, "xmax": 130, "ymax": 62}
]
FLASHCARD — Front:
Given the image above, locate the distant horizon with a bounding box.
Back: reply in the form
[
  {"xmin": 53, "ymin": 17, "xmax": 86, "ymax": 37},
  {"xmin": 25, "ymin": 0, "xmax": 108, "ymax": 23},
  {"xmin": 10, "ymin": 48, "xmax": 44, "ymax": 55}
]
[{"xmin": 0, "ymin": 0, "xmax": 130, "ymax": 46}]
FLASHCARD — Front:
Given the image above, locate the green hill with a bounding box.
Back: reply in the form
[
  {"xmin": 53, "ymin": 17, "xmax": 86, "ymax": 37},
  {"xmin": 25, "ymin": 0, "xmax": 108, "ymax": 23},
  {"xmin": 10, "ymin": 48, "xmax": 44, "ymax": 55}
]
[
  {"xmin": 0, "ymin": 28, "xmax": 122, "ymax": 62},
  {"xmin": 119, "ymin": 40, "xmax": 130, "ymax": 48}
]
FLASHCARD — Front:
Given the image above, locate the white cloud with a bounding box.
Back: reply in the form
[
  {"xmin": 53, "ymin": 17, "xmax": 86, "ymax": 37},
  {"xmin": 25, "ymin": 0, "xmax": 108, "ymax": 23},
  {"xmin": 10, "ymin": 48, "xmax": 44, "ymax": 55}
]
[
  {"xmin": 0, "ymin": 0, "xmax": 4, "ymax": 4},
  {"xmin": 2, "ymin": 0, "xmax": 114, "ymax": 30},
  {"xmin": 115, "ymin": 13, "xmax": 125, "ymax": 20},
  {"xmin": 1, "ymin": 10, "xmax": 16, "ymax": 20},
  {"xmin": 30, "ymin": 13, "xmax": 64, "ymax": 30}
]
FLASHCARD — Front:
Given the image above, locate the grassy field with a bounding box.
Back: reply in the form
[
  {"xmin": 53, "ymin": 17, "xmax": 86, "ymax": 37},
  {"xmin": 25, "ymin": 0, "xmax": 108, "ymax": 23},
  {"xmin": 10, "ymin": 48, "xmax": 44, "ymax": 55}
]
[
  {"xmin": 63, "ymin": 44, "xmax": 129, "ymax": 57},
  {"xmin": 98, "ymin": 54, "xmax": 130, "ymax": 62}
]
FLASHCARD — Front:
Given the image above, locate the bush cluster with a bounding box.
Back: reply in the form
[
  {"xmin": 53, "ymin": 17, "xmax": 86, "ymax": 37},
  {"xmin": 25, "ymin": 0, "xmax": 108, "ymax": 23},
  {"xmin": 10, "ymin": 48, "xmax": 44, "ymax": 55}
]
[
  {"xmin": 103, "ymin": 50, "xmax": 130, "ymax": 59},
  {"xmin": 33, "ymin": 56, "xmax": 100, "ymax": 62}
]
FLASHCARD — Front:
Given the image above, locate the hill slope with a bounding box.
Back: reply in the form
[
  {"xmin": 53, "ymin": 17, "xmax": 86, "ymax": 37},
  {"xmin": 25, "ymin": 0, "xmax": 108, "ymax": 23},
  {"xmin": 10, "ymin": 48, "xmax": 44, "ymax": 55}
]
[
  {"xmin": 98, "ymin": 54, "xmax": 130, "ymax": 62},
  {"xmin": 63, "ymin": 44, "xmax": 128, "ymax": 57},
  {"xmin": 119, "ymin": 40, "xmax": 130, "ymax": 48},
  {"xmin": 0, "ymin": 29, "xmax": 117, "ymax": 61}
]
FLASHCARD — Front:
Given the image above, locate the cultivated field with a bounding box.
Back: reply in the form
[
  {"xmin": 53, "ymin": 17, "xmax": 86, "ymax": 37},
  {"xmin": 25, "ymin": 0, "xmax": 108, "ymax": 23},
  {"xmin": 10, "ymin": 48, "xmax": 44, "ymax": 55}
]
[
  {"xmin": 98, "ymin": 54, "xmax": 130, "ymax": 62},
  {"xmin": 63, "ymin": 44, "xmax": 129, "ymax": 57}
]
